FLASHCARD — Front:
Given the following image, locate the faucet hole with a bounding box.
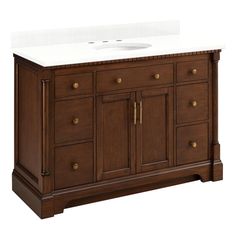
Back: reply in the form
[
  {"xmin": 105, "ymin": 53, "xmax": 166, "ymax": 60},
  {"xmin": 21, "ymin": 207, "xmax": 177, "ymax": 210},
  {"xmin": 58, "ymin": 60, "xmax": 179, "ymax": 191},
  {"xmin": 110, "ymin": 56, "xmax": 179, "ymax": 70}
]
[
  {"xmin": 102, "ymin": 40, "xmax": 109, "ymax": 43},
  {"xmin": 88, "ymin": 41, "xmax": 95, "ymax": 44}
]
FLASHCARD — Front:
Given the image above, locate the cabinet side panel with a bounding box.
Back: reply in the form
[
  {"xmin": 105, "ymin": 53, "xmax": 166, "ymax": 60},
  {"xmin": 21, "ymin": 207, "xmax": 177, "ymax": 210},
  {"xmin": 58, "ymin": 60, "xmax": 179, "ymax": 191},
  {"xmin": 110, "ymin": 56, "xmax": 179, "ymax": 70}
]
[{"xmin": 17, "ymin": 64, "xmax": 41, "ymax": 182}]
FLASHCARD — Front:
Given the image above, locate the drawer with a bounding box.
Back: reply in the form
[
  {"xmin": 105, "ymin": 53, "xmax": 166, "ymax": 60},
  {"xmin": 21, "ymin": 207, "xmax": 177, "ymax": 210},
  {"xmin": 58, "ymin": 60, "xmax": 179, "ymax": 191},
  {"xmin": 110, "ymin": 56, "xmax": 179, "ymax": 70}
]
[
  {"xmin": 177, "ymin": 83, "xmax": 208, "ymax": 124},
  {"xmin": 97, "ymin": 64, "xmax": 173, "ymax": 92},
  {"xmin": 177, "ymin": 60, "xmax": 208, "ymax": 82},
  {"xmin": 177, "ymin": 123, "xmax": 208, "ymax": 165},
  {"xmin": 55, "ymin": 142, "xmax": 94, "ymax": 189},
  {"xmin": 55, "ymin": 97, "xmax": 93, "ymax": 144},
  {"xmin": 55, "ymin": 73, "xmax": 93, "ymax": 98}
]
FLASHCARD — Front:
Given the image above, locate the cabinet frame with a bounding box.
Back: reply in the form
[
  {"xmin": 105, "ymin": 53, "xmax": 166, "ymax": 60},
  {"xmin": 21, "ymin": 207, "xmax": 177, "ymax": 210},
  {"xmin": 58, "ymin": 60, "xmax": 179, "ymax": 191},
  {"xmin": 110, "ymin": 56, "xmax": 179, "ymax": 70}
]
[{"xmin": 12, "ymin": 51, "xmax": 223, "ymax": 219}]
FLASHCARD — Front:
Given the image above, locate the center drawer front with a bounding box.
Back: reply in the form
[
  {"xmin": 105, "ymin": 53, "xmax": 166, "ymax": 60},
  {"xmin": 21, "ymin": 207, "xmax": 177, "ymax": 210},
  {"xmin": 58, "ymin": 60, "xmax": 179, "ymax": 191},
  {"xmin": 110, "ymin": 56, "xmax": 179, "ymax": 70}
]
[
  {"xmin": 55, "ymin": 142, "xmax": 94, "ymax": 190},
  {"xmin": 55, "ymin": 97, "xmax": 93, "ymax": 144},
  {"xmin": 96, "ymin": 64, "xmax": 173, "ymax": 92},
  {"xmin": 177, "ymin": 83, "xmax": 208, "ymax": 124}
]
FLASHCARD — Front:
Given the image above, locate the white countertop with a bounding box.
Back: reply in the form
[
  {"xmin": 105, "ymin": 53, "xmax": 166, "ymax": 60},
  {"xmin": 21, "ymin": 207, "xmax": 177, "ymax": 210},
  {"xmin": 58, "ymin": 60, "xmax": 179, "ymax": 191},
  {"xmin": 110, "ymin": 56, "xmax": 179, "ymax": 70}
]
[{"xmin": 12, "ymin": 22, "xmax": 223, "ymax": 67}]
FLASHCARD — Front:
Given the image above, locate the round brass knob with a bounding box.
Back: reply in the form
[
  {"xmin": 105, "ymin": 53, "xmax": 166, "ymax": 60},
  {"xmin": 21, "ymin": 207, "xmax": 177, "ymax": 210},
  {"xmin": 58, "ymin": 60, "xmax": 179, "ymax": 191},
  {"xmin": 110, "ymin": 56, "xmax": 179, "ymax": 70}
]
[
  {"xmin": 189, "ymin": 141, "xmax": 197, "ymax": 148},
  {"xmin": 191, "ymin": 100, "xmax": 198, "ymax": 107},
  {"xmin": 72, "ymin": 82, "xmax": 79, "ymax": 89},
  {"xmin": 72, "ymin": 163, "xmax": 79, "ymax": 170},
  {"xmin": 192, "ymin": 68, "xmax": 197, "ymax": 75},
  {"xmin": 154, "ymin": 73, "xmax": 160, "ymax": 80},
  {"xmin": 116, "ymin": 78, "xmax": 122, "ymax": 84},
  {"xmin": 72, "ymin": 117, "xmax": 79, "ymax": 125}
]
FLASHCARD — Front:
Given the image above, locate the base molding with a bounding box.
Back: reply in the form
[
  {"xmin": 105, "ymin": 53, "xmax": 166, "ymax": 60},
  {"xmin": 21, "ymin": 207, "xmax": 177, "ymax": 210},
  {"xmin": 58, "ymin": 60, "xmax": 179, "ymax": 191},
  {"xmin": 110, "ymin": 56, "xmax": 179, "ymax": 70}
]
[
  {"xmin": 212, "ymin": 143, "xmax": 223, "ymax": 181},
  {"xmin": 12, "ymin": 171, "xmax": 54, "ymax": 219},
  {"xmin": 12, "ymin": 161, "xmax": 221, "ymax": 219},
  {"xmin": 212, "ymin": 160, "xmax": 223, "ymax": 181}
]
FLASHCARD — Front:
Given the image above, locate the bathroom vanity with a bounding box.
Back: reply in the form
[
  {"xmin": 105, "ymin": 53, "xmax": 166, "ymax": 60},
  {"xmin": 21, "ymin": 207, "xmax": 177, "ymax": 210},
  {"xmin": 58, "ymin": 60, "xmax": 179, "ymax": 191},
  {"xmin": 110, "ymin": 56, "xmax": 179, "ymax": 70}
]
[{"xmin": 12, "ymin": 21, "xmax": 223, "ymax": 218}]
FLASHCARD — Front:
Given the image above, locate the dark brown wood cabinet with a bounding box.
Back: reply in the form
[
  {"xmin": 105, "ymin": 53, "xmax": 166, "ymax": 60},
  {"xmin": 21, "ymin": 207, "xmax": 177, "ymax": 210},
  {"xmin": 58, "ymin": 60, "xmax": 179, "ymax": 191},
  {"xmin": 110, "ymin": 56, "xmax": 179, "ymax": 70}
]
[
  {"xmin": 97, "ymin": 92, "xmax": 136, "ymax": 180},
  {"xmin": 136, "ymin": 88, "xmax": 173, "ymax": 173},
  {"xmin": 12, "ymin": 50, "xmax": 223, "ymax": 218}
]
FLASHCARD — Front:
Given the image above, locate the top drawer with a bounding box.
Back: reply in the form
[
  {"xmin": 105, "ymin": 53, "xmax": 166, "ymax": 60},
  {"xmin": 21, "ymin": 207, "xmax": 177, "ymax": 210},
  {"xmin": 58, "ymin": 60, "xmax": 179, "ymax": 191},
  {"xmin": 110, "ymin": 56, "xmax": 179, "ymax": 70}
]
[
  {"xmin": 97, "ymin": 64, "xmax": 173, "ymax": 92},
  {"xmin": 55, "ymin": 73, "xmax": 93, "ymax": 98},
  {"xmin": 177, "ymin": 60, "xmax": 208, "ymax": 83}
]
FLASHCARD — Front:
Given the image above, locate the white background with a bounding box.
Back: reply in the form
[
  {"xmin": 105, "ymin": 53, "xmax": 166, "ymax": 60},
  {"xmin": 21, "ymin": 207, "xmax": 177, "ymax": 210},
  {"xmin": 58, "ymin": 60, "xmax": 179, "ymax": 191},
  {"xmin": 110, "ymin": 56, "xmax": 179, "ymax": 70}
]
[{"xmin": 0, "ymin": 0, "xmax": 235, "ymax": 235}]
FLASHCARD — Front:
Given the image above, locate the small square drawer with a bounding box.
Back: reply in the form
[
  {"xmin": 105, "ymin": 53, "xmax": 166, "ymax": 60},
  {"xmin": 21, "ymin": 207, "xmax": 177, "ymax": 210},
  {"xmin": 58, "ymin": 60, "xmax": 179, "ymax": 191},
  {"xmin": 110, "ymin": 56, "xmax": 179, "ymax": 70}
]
[
  {"xmin": 55, "ymin": 142, "xmax": 94, "ymax": 190},
  {"xmin": 177, "ymin": 60, "xmax": 208, "ymax": 83},
  {"xmin": 177, "ymin": 123, "xmax": 208, "ymax": 165},
  {"xmin": 97, "ymin": 64, "xmax": 173, "ymax": 92},
  {"xmin": 55, "ymin": 73, "xmax": 93, "ymax": 98},
  {"xmin": 55, "ymin": 97, "xmax": 93, "ymax": 144},
  {"xmin": 177, "ymin": 83, "xmax": 208, "ymax": 124}
]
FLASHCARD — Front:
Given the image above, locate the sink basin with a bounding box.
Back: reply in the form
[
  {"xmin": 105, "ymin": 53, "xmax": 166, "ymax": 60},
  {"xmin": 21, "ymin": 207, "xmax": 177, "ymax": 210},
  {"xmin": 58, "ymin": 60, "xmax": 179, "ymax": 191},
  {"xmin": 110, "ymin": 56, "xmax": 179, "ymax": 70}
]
[{"xmin": 93, "ymin": 43, "xmax": 152, "ymax": 51}]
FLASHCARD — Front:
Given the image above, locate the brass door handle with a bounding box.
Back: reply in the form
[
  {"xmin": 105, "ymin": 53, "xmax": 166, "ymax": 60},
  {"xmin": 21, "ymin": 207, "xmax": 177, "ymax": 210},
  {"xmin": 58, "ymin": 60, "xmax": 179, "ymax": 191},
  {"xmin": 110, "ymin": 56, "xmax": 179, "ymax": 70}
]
[
  {"xmin": 134, "ymin": 102, "xmax": 137, "ymax": 125},
  {"xmin": 139, "ymin": 101, "xmax": 143, "ymax": 124}
]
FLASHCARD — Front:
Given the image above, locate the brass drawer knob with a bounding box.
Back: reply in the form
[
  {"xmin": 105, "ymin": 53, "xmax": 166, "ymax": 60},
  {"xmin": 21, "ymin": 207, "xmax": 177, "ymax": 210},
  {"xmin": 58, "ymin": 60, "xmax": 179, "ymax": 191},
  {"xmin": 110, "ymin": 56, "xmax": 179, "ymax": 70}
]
[
  {"xmin": 189, "ymin": 141, "xmax": 197, "ymax": 148},
  {"xmin": 192, "ymin": 68, "xmax": 197, "ymax": 75},
  {"xmin": 116, "ymin": 78, "xmax": 122, "ymax": 84},
  {"xmin": 191, "ymin": 100, "xmax": 198, "ymax": 107},
  {"xmin": 72, "ymin": 163, "xmax": 79, "ymax": 170},
  {"xmin": 72, "ymin": 82, "xmax": 79, "ymax": 89},
  {"xmin": 154, "ymin": 73, "xmax": 160, "ymax": 80},
  {"xmin": 72, "ymin": 117, "xmax": 79, "ymax": 125}
]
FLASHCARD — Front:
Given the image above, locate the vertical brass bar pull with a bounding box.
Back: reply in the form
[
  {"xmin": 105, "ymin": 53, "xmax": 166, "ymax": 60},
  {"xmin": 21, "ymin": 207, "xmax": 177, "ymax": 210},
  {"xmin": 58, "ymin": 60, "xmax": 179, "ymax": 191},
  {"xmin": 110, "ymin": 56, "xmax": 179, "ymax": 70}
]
[
  {"xmin": 139, "ymin": 101, "xmax": 143, "ymax": 124},
  {"xmin": 134, "ymin": 102, "xmax": 137, "ymax": 125}
]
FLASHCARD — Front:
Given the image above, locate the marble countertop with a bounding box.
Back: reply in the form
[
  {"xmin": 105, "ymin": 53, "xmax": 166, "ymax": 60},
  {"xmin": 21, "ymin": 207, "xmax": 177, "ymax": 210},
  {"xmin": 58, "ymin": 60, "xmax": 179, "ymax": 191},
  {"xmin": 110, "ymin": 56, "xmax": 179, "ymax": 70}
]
[{"xmin": 12, "ymin": 21, "xmax": 223, "ymax": 67}]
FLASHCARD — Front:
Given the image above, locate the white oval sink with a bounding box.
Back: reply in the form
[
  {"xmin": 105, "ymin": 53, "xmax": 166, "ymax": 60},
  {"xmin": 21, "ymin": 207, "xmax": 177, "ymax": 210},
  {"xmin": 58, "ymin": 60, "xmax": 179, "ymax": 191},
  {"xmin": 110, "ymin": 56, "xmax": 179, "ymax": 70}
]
[{"xmin": 93, "ymin": 43, "xmax": 152, "ymax": 51}]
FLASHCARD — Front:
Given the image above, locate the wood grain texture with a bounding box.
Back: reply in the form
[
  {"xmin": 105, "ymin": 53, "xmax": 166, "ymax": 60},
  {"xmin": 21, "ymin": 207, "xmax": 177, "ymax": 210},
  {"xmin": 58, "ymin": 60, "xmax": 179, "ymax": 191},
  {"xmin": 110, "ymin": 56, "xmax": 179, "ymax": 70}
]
[
  {"xmin": 55, "ymin": 142, "xmax": 94, "ymax": 189},
  {"xmin": 55, "ymin": 72, "xmax": 93, "ymax": 98},
  {"xmin": 177, "ymin": 60, "xmax": 208, "ymax": 83},
  {"xmin": 177, "ymin": 123, "xmax": 209, "ymax": 165},
  {"xmin": 96, "ymin": 92, "xmax": 135, "ymax": 180},
  {"xmin": 177, "ymin": 83, "xmax": 209, "ymax": 124},
  {"xmin": 55, "ymin": 97, "xmax": 93, "ymax": 144},
  {"xmin": 97, "ymin": 63, "xmax": 173, "ymax": 92},
  {"xmin": 211, "ymin": 51, "xmax": 223, "ymax": 181},
  {"xmin": 17, "ymin": 64, "xmax": 41, "ymax": 183},
  {"xmin": 136, "ymin": 87, "xmax": 174, "ymax": 172},
  {"xmin": 13, "ymin": 50, "xmax": 223, "ymax": 218}
]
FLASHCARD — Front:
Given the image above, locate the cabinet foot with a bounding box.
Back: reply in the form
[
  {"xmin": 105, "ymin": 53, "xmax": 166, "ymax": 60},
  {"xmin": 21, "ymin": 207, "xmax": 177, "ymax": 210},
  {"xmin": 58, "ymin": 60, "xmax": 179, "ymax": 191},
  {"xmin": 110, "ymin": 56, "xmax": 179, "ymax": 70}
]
[
  {"xmin": 212, "ymin": 160, "xmax": 223, "ymax": 181},
  {"xmin": 212, "ymin": 143, "xmax": 223, "ymax": 181},
  {"xmin": 12, "ymin": 171, "xmax": 55, "ymax": 219}
]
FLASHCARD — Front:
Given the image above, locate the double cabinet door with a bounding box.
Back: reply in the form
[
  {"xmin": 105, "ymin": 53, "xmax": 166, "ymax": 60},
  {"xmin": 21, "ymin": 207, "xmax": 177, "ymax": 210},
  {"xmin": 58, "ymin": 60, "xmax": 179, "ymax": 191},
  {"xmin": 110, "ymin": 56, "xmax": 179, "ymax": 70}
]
[{"xmin": 97, "ymin": 87, "xmax": 173, "ymax": 181}]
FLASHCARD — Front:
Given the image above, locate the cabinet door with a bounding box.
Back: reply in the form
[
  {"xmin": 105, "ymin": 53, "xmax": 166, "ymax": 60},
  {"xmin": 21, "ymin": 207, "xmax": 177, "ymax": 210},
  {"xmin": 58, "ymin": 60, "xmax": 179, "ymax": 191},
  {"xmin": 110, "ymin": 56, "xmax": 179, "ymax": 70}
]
[
  {"xmin": 136, "ymin": 87, "xmax": 174, "ymax": 173},
  {"xmin": 97, "ymin": 92, "xmax": 135, "ymax": 180}
]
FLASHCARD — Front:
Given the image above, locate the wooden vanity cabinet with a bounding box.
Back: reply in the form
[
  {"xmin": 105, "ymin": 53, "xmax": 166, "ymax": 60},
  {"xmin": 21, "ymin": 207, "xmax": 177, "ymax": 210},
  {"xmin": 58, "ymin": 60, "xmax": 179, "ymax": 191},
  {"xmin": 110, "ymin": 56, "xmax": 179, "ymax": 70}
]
[{"xmin": 12, "ymin": 50, "xmax": 223, "ymax": 218}]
